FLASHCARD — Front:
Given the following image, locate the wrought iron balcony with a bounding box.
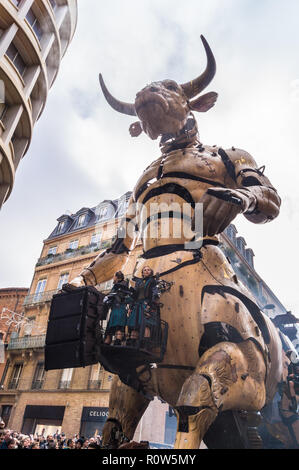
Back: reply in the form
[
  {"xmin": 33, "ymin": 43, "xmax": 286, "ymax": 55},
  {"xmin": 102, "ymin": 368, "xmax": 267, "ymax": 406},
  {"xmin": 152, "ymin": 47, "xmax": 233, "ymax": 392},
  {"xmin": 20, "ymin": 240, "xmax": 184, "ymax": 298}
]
[
  {"xmin": 31, "ymin": 379, "xmax": 44, "ymax": 390},
  {"xmin": 35, "ymin": 241, "xmax": 113, "ymax": 267},
  {"xmin": 7, "ymin": 379, "xmax": 19, "ymax": 390},
  {"xmin": 58, "ymin": 380, "xmax": 72, "ymax": 389},
  {"xmin": 7, "ymin": 334, "xmax": 46, "ymax": 350},
  {"xmin": 4, "ymin": 378, "xmax": 44, "ymax": 391},
  {"xmin": 23, "ymin": 289, "xmax": 59, "ymax": 306},
  {"xmin": 24, "ymin": 282, "xmax": 113, "ymax": 308}
]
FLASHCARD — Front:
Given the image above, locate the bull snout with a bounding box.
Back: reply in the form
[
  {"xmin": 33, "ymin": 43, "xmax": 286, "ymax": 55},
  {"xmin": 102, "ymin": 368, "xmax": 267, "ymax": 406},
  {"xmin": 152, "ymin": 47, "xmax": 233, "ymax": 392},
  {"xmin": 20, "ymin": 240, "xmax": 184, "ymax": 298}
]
[{"xmin": 135, "ymin": 88, "xmax": 169, "ymax": 115}]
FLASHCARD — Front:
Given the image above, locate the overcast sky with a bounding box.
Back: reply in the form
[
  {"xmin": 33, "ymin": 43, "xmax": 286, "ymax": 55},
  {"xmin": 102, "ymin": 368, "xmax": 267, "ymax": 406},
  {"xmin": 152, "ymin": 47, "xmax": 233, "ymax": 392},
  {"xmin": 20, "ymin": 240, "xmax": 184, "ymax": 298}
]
[{"xmin": 0, "ymin": 0, "xmax": 299, "ymax": 316}]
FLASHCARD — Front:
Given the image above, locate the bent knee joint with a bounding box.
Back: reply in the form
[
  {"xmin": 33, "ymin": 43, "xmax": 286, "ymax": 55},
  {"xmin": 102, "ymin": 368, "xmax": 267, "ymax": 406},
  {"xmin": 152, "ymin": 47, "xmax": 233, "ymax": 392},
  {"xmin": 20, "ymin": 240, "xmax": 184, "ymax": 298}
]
[
  {"xmin": 196, "ymin": 342, "xmax": 266, "ymax": 410},
  {"xmin": 175, "ymin": 375, "xmax": 218, "ymax": 433}
]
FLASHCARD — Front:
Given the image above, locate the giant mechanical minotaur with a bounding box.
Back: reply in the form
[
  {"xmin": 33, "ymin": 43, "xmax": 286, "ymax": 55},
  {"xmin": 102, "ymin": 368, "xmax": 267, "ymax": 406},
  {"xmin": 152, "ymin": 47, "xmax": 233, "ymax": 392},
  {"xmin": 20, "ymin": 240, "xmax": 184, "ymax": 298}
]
[{"xmin": 69, "ymin": 36, "xmax": 298, "ymax": 448}]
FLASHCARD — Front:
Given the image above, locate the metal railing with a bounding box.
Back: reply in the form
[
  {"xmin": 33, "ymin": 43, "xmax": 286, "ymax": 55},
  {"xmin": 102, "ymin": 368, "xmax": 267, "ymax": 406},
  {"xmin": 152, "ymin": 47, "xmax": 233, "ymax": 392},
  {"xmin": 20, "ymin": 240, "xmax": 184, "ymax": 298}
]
[
  {"xmin": 24, "ymin": 280, "xmax": 116, "ymax": 308},
  {"xmin": 4, "ymin": 378, "xmax": 45, "ymax": 391},
  {"xmin": 35, "ymin": 240, "xmax": 114, "ymax": 267},
  {"xmin": 31, "ymin": 379, "xmax": 44, "ymax": 390},
  {"xmin": 7, "ymin": 379, "xmax": 19, "ymax": 390},
  {"xmin": 58, "ymin": 380, "xmax": 72, "ymax": 389},
  {"xmin": 23, "ymin": 289, "xmax": 59, "ymax": 306},
  {"xmin": 2, "ymin": 378, "xmax": 112, "ymax": 392},
  {"xmin": 7, "ymin": 334, "xmax": 46, "ymax": 350}
]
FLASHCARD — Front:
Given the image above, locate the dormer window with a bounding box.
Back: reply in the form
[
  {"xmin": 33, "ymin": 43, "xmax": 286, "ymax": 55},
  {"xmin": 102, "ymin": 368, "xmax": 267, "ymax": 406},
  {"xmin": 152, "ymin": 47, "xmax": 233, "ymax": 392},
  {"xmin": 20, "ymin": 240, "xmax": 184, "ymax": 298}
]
[
  {"xmin": 78, "ymin": 214, "xmax": 86, "ymax": 227},
  {"xmin": 98, "ymin": 206, "xmax": 108, "ymax": 219},
  {"xmin": 57, "ymin": 221, "xmax": 65, "ymax": 233}
]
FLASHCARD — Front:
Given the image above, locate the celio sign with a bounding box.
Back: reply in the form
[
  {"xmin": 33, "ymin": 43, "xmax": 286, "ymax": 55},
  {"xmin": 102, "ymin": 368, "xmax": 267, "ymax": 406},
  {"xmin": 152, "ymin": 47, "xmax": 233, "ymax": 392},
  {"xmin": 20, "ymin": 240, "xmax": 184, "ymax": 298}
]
[
  {"xmin": 89, "ymin": 410, "xmax": 108, "ymax": 418},
  {"xmin": 81, "ymin": 407, "xmax": 109, "ymax": 422}
]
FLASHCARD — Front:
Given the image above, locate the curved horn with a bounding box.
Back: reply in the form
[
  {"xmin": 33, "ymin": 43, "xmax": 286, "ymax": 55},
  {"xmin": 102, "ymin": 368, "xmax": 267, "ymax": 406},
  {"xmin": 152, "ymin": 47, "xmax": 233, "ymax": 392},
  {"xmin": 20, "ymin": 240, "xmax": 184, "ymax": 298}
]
[
  {"xmin": 180, "ymin": 35, "xmax": 216, "ymax": 99},
  {"xmin": 99, "ymin": 74, "xmax": 137, "ymax": 116}
]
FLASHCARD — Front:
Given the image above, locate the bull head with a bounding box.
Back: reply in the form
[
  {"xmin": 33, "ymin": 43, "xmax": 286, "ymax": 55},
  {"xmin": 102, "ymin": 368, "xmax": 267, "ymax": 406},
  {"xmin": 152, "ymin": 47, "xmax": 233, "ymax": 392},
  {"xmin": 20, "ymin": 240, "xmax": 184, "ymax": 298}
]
[{"xmin": 99, "ymin": 35, "xmax": 217, "ymax": 140}]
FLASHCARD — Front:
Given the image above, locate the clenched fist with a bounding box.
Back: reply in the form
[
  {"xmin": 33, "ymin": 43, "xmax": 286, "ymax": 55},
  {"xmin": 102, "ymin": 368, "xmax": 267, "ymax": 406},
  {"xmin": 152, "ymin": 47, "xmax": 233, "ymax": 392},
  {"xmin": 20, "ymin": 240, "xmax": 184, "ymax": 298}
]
[{"xmin": 198, "ymin": 187, "xmax": 257, "ymax": 236}]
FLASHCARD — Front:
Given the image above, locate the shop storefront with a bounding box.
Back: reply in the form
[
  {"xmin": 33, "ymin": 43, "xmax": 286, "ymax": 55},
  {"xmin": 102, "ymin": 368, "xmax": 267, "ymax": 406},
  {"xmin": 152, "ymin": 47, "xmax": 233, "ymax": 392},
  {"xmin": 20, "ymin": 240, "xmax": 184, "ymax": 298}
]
[
  {"xmin": 80, "ymin": 407, "xmax": 108, "ymax": 438},
  {"xmin": 0, "ymin": 404, "xmax": 12, "ymax": 427},
  {"xmin": 21, "ymin": 405, "xmax": 65, "ymax": 436}
]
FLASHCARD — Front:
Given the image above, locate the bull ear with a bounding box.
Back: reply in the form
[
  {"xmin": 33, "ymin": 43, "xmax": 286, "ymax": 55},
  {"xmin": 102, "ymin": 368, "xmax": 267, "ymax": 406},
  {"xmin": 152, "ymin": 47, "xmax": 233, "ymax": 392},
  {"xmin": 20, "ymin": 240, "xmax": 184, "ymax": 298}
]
[
  {"xmin": 189, "ymin": 91, "xmax": 218, "ymax": 112},
  {"xmin": 129, "ymin": 121, "xmax": 143, "ymax": 137}
]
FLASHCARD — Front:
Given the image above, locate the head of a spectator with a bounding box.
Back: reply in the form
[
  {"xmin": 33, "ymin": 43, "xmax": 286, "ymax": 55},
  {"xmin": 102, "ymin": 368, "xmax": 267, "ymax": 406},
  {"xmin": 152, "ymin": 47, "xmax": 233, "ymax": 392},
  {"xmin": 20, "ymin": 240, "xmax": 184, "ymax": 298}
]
[
  {"xmin": 75, "ymin": 438, "xmax": 84, "ymax": 449},
  {"xmin": 7, "ymin": 437, "xmax": 17, "ymax": 449},
  {"xmin": 47, "ymin": 439, "xmax": 56, "ymax": 449},
  {"xmin": 66, "ymin": 438, "xmax": 75, "ymax": 448},
  {"xmin": 88, "ymin": 442, "xmax": 100, "ymax": 449},
  {"xmin": 31, "ymin": 441, "xmax": 40, "ymax": 449},
  {"xmin": 21, "ymin": 437, "xmax": 31, "ymax": 449},
  {"xmin": 82, "ymin": 439, "xmax": 89, "ymax": 449},
  {"xmin": 47, "ymin": 434, "xmax": 53, "ymax": 441}
]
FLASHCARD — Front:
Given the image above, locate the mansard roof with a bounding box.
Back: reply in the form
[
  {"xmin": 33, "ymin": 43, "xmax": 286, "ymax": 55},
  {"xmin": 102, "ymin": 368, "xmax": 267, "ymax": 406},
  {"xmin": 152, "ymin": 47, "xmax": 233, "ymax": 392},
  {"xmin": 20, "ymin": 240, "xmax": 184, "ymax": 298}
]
[{"xmin": 47, "ymin": 192, "xmax": 132, "ymax": 240}]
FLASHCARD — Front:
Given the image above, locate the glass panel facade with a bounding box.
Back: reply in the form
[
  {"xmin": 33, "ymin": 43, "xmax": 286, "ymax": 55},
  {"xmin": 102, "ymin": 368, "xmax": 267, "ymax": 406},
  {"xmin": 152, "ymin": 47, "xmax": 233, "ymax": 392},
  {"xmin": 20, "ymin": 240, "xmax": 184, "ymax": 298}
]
[
  {"xmin": 26, "ymin": 9, "xmax": 42, "ymax": 40},
  {"xmin": 6, "ymin": 43, "xmax": 26, "ymax": 77}
]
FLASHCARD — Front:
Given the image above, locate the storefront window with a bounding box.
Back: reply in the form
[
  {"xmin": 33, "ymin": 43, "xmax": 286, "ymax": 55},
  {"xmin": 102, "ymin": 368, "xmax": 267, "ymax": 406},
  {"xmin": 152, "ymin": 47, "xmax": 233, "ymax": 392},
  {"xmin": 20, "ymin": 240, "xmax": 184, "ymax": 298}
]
[
  {"xmin": 1, "ymin": 405, "xmax": 12, "ymax": 427},
  {"xmin": 21, "ymin": 405, "xmax": 65, "ymax": 435},
  {"xmin": 80, "ymin": 407, "xmax": 109, "ymax": 438}
]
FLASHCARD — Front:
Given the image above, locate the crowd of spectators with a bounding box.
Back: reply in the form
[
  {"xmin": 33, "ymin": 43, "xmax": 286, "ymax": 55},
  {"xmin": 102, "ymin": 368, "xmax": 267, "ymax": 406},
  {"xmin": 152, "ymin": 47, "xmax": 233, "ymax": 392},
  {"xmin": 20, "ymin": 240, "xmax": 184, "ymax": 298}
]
[{"xmin": 0, "ymin": 428, "xmax": 103, "ymax": 449}]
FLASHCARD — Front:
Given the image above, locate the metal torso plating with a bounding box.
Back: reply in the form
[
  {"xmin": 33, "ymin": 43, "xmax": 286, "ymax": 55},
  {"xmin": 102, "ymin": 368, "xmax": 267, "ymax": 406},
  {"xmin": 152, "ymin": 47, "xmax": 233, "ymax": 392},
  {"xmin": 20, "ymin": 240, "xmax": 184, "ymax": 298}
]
[{"xmin": 133, "ymin": 143, "xmax": 235, "ymax": 252}]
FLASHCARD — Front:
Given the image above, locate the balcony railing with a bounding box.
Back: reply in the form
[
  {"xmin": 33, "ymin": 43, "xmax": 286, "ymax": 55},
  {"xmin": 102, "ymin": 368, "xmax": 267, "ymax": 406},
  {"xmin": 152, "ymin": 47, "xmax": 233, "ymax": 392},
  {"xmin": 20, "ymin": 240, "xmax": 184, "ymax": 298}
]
[
  {"xmin": 31, "ymin": 379, "xmax": 44, "ymax": 390},
  {"xmin": 7, "ymin": 379, "xmax": 19, "ymax": 390},
  {"xmin": 3, "ymin": 378, "xmax": 111, "ymax": 393},
  {"xmin": 24, "ymin": 280, "xmax": 116, "ymax": 308},
  {"xmin": 4, "ymin": 378, "xmax": 44, "ymax": 391},
  {"xmin": 58, "ymin": 380, "xmax": 72, "ymax": 389},
  {"xmin": 36, "ymin": 241, "xmax": 114, "ymax": 267},
  {"xmin": 7, "ymin": 334, "xmax": 46, "ymax": 350},
  {"xmin": 23, "ymin": 289, "xmax": 59, "ymax": 306}
]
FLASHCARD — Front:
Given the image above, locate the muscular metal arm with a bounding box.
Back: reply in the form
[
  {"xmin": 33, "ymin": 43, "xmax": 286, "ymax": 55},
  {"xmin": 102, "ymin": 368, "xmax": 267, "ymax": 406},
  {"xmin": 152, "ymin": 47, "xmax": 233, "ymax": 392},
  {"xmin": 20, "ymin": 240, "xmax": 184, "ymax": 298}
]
[
  {"xmin": 71, "ymin": 197, "xmax": 138, "ymax": 287},
  {"xmin": 201, "ymin": 148, "xmax": 281, "ymax": 236},
  {"xmin": 232, "ymin": 149, "xmax": 281, "ymax": 224}
]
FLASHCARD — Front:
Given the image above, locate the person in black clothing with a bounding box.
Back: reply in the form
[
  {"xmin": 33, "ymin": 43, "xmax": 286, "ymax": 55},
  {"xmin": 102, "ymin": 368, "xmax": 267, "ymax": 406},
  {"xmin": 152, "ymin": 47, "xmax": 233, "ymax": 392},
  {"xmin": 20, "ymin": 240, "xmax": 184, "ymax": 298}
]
[
  {"xmin": 286, "ymin": 350, "xmax": 299, "ymax": 413},
  {"xmin": 104, "ymin": 271, "xmax": 131, "ymax": 345},
  {"xmin": 127, "ymin": 266, "xmax": 160, "ymax": 348}
]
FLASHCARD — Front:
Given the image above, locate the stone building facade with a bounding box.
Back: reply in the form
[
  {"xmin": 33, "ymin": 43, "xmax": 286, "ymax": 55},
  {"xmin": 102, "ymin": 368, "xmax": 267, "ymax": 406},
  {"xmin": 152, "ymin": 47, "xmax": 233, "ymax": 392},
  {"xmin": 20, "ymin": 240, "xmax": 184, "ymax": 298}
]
[
  {"xmin": 0, "ymin": 0, "xmax": 78, "ymax": 207},
  {"xmin": 0, "ymin": 286, "xmax": 28, "ymax": 426},
  {"xmin": 0, "ymin": 192, "xmax": 145, "ymax": 438},
  {"xmin": 0, "ymin": 191, "xmax": 295, "ymax": 446}
]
